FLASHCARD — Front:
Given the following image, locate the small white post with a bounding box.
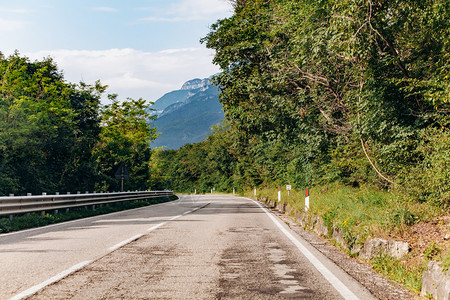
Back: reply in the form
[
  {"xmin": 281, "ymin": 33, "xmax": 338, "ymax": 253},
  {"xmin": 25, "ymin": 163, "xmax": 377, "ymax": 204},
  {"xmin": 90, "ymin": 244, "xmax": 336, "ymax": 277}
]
[
  {"xmin": 305, "ymin": 188, "xmax": 310, "ymax": 212},
  {"xmin": 254, "ymin": 187, "xmax": 256, "ymax": 196},
  {"xmin": 277, "ymin": 186, "xmax": 281, "ymax": 202},
  {"xmin": 211, "ymin": 189, "xmax": 213, "ymax": 194},
  {"xmin": 233, "ymin": 188, "xmax": 235, "ymax": 196},
  {"xmin": 194, "ymin": 189, "xmax": 197, "ymax": 195}
]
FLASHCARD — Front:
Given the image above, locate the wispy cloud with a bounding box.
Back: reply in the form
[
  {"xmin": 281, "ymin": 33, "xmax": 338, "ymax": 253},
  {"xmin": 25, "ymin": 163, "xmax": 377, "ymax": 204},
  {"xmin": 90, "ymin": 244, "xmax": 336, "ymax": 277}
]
[
  {"xmin": 25, "ymin": 48, "xmax": 220, "ymax": 103},
  {"xmin": 0, "ymin": 8, "xmax": 30, "ymax": 14},
  {"xmin": 139, "ymin": 0, "xmax": 232, "ymax": 22},
  {"xmin": 0, "ymin": 18, "xmax": 26, "ymax": 31},
  {"xmin": 92, "ymin": 7, "xmax": 118, "ymax": 13}
]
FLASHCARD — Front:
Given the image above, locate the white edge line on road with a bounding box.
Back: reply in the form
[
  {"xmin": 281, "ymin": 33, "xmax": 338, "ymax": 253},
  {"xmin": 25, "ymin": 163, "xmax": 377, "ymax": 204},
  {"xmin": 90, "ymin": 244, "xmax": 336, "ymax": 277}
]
[
  {"xmin": 250, "ymin": 199, "xmax": 360, "ymax": 300},
  {"xmin": 8, "ymin": 260, "xmax": 92, "ymax": 300}
]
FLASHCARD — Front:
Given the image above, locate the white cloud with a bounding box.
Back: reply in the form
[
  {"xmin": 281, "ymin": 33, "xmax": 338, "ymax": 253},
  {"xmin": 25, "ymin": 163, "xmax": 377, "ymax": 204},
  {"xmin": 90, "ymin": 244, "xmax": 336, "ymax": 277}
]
[
  {"xmin": 25, "ymin": 48, "xmax": 220, "ymax": 103},
  {"xmin": 0, "ymin": 18, "xmax": 25, "ymax": 31},
  {"xmin": 92, "ymin": 7, "xmax": 118, "ymax": 13},
  {"xmin": 139, "ymin": 0, "xmax": 232, "ymax": 22}
]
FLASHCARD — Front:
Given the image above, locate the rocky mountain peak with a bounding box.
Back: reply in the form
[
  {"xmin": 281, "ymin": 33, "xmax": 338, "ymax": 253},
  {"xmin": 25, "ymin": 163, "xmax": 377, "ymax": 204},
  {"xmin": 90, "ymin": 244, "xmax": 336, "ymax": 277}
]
[{"xmin": 180, "ymin": 78, "xmax": 210, "ymax": 90}]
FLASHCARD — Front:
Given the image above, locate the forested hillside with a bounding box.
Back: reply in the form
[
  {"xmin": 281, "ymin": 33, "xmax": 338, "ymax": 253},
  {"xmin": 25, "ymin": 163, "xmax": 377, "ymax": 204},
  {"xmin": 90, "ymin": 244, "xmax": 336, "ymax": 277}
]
[
  {"xmin": 0, "ymin": 52, "xmax": 157, "ymax": 195},
  {"xmin": 150, "ymin": 78, "xmax": 225, "ymax": 149},
  {"xmin": 151, "ymin": 0, "xmax": 449, "ymax": 207}
]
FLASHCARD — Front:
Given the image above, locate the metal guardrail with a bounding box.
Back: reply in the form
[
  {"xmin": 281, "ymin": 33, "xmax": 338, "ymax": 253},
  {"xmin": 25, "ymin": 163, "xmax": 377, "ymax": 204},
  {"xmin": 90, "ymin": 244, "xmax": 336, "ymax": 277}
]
[{"xmin": 0, "ymin": 190, "xmax": 174, "ymax": 217}]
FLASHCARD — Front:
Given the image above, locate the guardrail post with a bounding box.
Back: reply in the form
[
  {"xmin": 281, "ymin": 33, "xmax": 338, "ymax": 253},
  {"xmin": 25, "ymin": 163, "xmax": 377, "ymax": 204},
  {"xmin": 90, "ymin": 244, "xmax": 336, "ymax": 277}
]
[{"xmin": 9, "ymin": 214, "xmax": 13, "ymax": 221}]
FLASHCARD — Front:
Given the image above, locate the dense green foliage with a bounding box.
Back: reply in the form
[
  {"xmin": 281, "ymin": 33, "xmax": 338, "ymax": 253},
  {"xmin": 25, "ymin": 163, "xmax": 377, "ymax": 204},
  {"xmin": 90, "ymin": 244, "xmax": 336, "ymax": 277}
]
[
  {"xmin": 0, "ymin": 52, "xmax": 156, "ymax": 195},
  {"xmin": 152, "ymin": 0, "xmax": 449, "ymax": 207}
]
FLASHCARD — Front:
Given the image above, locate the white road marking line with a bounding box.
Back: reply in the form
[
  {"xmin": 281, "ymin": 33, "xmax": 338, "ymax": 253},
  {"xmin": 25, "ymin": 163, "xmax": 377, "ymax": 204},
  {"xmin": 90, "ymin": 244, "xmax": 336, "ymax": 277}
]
[
  {"xmin": 147, "ymin": 222, "xmax": 166, "ymax": 232},
  {"xmin": 9, "ymin": 260, "xmax": 92, "ymax": 300},
  {"xmin": 170, "ymin": 214, "xmax": 182, "ymax": 220},
  {"xmin": 108, "ymin": 234, "xmax": 144, "ymax": 252},
  {"xmin": 251, "ymin": 199, "xmax": 360, "ymax": 300},
  {"xmin": 9, "ymin": 203, "xmax": 207, "ymax": 300}
]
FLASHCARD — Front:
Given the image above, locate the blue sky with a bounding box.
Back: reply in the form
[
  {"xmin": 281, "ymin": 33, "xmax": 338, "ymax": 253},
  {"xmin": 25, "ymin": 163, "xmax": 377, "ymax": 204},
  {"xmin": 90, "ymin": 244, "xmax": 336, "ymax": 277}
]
[{"xmin": 0, "ymin": 0, "xmax": 233, "ymax": 102}]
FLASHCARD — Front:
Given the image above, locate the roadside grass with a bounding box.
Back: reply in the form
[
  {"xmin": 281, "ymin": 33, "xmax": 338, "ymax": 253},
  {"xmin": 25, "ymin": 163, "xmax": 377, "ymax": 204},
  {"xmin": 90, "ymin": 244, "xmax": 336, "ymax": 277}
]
[
  {"xmin": 441, "ymin": 248, "xmax": 450, "ymax": 271},
  {"xmin": 244, "ymin": 183, "xmax": 448, "ymax": 294},
  {"xmin": 0, "ymin": 195, "xmax": 178, "ymax": 234},
  {"xmin": 371, "ymin": 254, "xmax": 426, "ymax": 294}
]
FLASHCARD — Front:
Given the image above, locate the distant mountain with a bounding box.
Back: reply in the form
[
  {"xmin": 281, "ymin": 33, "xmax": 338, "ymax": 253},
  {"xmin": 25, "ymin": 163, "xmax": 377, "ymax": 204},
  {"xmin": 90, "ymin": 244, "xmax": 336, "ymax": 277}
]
[
  {"xmin": 149, "ymin": 77, "xmax": 212, "ymax": 115},
  {"xmin": 149, "ymin": 76, "xmax": 225, "ymax": 150}
]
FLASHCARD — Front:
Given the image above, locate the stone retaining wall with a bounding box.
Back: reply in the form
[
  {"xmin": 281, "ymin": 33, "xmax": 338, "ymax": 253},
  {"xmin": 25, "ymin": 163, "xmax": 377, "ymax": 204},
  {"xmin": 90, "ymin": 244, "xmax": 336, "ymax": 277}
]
[{"xmin": 421, "ymin": 261, "xmax": 450, "ymax": 300}]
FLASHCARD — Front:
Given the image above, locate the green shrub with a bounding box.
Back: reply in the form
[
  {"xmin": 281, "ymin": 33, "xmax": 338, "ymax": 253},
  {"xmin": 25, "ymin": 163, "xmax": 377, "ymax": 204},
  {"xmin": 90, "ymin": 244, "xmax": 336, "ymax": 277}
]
[{"xmin": 399, "ymin": 128, "xmax": 449, "ymax": 207}]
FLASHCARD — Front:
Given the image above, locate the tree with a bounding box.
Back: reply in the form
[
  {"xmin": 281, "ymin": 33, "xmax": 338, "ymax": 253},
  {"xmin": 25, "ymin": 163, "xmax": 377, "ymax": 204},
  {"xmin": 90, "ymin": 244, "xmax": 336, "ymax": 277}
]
[
  {"xmin": 93, "ymin": 95, "xmax": 158, "ymax": 191},
  {"xmin": 196, "ymin": 0, "xmax": 450, "ymax": 202},
  {"xmin": 0, "ymin": 52, "xmax": 76, "ymax": 194}
]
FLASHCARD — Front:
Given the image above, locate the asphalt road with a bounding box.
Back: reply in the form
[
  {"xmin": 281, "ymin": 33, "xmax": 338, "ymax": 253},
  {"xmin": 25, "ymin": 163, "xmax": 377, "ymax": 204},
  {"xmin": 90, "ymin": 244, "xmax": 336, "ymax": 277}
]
[{"xmin": 0, "ymin": 195, "xmax": 377, "ymax": 299}]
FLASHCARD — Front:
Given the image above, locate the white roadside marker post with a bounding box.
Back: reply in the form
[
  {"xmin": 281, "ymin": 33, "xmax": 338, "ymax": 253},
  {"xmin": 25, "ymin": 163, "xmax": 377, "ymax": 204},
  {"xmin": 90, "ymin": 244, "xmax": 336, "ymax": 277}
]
[
  {"xmin": 305, "ymin": 188, "xmax": 310, "ymax": 212},
  {"xmin": 278, "ymin": 186, "xmax": 281, "ymax": 202},
  {"xmin": 233, "ymin": 188, "xmax": 235, "ymax": 196},
  {"xmin": 254, "ymin": 187, "xmax": 256, "ymax": 197}
]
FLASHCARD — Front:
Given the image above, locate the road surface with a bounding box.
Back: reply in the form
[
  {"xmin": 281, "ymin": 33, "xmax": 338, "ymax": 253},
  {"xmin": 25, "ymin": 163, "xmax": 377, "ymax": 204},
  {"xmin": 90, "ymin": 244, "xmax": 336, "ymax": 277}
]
[{"xmin": 0, "ymin": 195, "xmax": 377, "ymax": 299}]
